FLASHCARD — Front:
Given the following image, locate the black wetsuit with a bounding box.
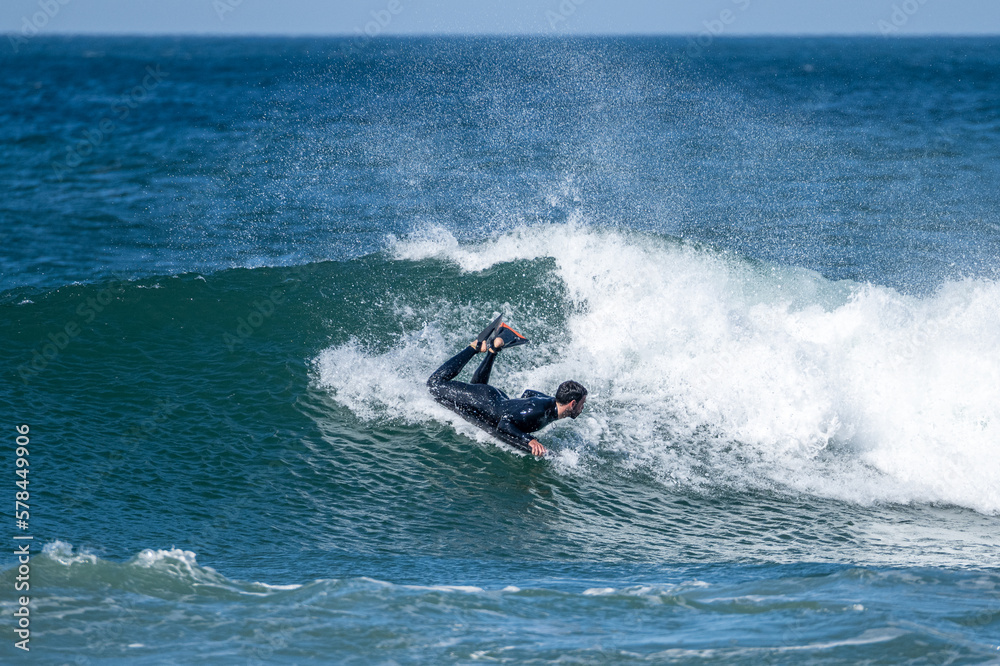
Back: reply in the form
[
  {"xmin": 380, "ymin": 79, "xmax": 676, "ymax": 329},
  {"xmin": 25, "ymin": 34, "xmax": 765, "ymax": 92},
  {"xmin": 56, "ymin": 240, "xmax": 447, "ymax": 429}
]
[{"xmin": 427, "ymin": 346, "xmax": 558, "ymax": 451}]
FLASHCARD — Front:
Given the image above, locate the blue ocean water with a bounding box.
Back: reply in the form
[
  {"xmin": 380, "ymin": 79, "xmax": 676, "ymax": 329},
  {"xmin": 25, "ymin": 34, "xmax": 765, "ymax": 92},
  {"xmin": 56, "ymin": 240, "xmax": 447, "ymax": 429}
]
[{"xmin": 1, "ymin": 36, "xmax": 999, "ymax": 663}]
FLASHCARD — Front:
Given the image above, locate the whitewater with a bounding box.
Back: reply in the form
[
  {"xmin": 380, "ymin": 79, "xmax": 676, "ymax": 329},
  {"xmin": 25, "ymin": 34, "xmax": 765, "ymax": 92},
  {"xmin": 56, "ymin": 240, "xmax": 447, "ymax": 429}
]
[{"xmin": 318, "ymin": 223, "xmax": 1000, "ymax": 516}]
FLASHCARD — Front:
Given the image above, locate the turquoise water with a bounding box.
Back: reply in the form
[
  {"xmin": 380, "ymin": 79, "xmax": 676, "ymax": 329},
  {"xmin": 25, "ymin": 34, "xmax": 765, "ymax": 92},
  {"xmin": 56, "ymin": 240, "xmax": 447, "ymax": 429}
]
[{"xmin": 2, "ymin": 36, "xmax": 999, "ymax": 663}]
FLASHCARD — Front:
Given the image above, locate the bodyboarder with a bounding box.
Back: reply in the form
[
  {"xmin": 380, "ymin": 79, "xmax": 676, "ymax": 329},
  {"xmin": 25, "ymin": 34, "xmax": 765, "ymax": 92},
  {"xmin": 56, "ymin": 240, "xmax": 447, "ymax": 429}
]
[{"xmin": 427, "ymin": 315, "xmax": 588, "ymax": 456}]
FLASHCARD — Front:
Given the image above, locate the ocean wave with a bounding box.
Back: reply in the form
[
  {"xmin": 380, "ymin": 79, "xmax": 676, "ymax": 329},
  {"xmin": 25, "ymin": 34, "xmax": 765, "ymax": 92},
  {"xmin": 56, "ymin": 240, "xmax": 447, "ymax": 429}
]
[
  {"xmin": 316, "ymin": 223, "xmax": 1000, "ymax": 515},
  {"xmin": 2, "ymin": 541, "xmax": 302, "ymax": 600},
  {"xmin": 3, "ymin": 542, "xmax": 995, "ymax": 663}
]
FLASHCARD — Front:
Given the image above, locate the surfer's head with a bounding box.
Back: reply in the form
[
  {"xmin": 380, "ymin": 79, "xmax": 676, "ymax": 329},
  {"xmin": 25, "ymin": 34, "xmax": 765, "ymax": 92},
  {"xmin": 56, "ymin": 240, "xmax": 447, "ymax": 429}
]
[{"xmin": 555, "ymin": 380, "xmax": 588, "ymax": 419}]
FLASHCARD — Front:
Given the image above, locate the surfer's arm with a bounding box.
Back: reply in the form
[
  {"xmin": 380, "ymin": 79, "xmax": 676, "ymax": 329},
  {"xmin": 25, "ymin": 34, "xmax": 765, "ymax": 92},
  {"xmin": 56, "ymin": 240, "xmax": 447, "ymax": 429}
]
[{"xmin": 495, "ymin": 417, "xmax": 546, "ymax": 456}]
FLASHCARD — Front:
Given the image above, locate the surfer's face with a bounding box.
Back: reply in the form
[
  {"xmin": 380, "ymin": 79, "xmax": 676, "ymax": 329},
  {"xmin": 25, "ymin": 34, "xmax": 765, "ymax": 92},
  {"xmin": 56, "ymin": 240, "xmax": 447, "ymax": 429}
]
[{"xmin": 568, "ymin": 397, "xmax": 586, "ymax": 419}]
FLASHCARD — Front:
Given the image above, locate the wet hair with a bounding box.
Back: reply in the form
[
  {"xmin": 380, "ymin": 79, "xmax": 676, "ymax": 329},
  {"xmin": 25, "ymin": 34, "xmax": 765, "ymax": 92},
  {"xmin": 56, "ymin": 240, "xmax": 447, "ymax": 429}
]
[{"xmin": 555, "ymin": 380, "xmax": 588, "ymax": 405}]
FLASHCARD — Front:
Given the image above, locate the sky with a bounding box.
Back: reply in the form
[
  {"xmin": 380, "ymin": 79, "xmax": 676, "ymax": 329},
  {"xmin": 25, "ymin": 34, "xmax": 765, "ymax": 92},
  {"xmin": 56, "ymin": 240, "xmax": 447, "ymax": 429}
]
[{"xmin": 2, "ymin": 0, "xmax": 999, "ymax": 36}]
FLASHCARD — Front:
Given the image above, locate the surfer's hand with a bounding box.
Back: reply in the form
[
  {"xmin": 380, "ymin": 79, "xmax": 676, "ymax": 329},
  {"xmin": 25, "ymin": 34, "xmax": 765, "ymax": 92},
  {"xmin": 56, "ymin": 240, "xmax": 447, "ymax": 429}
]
[{"xmin": 528, "ymin": 439, "xmax": 546, "ymax": 456}]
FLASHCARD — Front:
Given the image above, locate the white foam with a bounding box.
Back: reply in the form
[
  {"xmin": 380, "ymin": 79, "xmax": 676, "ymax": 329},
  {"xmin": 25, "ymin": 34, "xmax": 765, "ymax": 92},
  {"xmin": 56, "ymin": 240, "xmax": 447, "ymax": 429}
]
[
  {"xmin": 392, "ymin": 582, "xmax": 486, "ymax": 594},
  {"xmin": 254, "ymin": 582, "xmax": 303, "ymax": 591},
  {"xmin": 131, "ymin": 547, "xmax": 238, "ymax": 587},
  {"xmin": 134, "ymin": 547, "xmax": 202, "ymax": 571},
  {"xmin": 416, "ymin": 585, "xmax": 485, "ymax": 593},
  {"xmin": 42, "ymin": 540, "xmax": 98, "ymax": 565},
  {"xmin": 317, "ymin": 224, "xmax": 1000, "ymax": 515}
]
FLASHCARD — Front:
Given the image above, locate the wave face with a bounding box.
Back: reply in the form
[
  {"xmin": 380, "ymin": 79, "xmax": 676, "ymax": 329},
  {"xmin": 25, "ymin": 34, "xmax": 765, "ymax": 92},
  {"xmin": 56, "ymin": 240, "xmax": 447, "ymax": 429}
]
[{"xmin": 317, "ymin": 224, "xmax": 1000, "ymax": 516}]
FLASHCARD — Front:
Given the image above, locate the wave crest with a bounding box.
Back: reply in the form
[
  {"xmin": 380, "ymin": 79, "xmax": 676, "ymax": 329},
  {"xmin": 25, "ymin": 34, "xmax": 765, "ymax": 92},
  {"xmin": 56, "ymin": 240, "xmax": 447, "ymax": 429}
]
[{"xmin": 317, "ymin": 224, "xmax": 1000, "ymax": 514}]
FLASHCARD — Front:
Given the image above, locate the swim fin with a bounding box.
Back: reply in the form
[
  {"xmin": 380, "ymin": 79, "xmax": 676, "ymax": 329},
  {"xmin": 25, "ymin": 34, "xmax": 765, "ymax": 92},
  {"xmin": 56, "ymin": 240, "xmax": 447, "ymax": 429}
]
[
  {"xmin": 491, "ymin": 322, "xmax": 529, "ymax": 350},
  {"xmin": 474, "ymin": 313, "xmax": 504, "ymax": 348}
]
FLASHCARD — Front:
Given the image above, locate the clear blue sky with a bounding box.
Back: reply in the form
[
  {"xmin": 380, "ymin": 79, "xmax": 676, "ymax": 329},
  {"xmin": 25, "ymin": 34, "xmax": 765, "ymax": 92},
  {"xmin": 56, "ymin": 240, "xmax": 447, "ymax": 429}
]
[{"xmin": 3, "ymin": 0, "xmax": 998, "ymax": 36}]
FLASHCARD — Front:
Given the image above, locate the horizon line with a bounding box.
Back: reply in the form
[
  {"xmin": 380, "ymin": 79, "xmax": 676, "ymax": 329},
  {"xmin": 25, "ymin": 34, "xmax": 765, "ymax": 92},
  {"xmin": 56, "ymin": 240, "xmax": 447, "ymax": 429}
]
[{"xmin": 5, "ymin": 31, "xmax": 1000, "ymax": 38}]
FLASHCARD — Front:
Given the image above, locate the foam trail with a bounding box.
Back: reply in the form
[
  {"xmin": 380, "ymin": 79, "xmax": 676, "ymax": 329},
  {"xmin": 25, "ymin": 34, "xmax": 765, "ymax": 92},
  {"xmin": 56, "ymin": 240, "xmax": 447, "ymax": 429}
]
[
  {"xmin": 35, "ymin": 541, "xmax": 304, "ymax": 595},
  {"xmin": 316, "ymin": 224, "xmax": 1000, "ymax": 514}
]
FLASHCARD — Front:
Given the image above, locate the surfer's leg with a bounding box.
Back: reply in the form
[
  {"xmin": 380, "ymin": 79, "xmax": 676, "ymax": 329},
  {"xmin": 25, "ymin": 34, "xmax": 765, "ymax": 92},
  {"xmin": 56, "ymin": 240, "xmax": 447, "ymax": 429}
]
[
  {"xmin": 427, "ymin": 345, "xmax": 477, "ymax": 391},
  {"xmin": 470, "ymin": 350, "xmax": 498, "ymax": 385}
]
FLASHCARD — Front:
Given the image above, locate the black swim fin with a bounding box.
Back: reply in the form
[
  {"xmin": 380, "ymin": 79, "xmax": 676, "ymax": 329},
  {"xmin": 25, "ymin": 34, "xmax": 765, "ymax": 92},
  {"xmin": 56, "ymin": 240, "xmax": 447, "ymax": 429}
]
[
  {"xmin": 474, "ymin": 313, "xmax": 504, "ymax": 348},
  {"xmin": 491, "ymin": 322, "xmax": 529, "ymax": 350}
]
